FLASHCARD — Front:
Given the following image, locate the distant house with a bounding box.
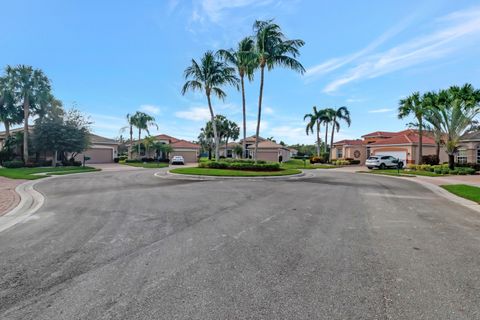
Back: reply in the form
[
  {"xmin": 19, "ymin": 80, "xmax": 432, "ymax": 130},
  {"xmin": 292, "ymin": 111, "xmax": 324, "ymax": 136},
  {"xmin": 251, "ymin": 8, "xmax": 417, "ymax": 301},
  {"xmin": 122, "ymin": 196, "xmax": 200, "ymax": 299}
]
[
  {"xmin": 457, "ymin": 131, "xmax": 480, "ymax": 164},
  {"xmin": 132, "ymin": 134, "xmax": 200, "ymax": 163},
  {"xmin": 0, "ymin": 128, "xmax": 119, "ymax": 163},
  {"xmin": 219, "ymin": 136, "xmax": 291, "ymax": 162},
  {"xmin": 332, "ymin": 129, "xmax": 453, "ymax": 165}
]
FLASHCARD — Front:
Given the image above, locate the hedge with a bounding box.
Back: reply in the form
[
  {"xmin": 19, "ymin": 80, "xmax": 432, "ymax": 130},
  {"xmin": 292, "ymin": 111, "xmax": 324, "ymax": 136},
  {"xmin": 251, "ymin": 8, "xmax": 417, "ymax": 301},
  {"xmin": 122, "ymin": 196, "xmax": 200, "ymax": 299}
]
[
  {"xmin": 2, "ymin": 160, "xmax": 24, "ymax": 168},
  {"xmin": 199, "ymin": 160, "xmax": 280, "ymax": 171}
]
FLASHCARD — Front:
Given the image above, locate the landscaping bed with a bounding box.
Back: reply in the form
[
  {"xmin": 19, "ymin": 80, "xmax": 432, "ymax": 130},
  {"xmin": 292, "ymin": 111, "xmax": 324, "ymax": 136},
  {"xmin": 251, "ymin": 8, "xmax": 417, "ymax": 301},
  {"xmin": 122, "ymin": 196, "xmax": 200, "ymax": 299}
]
[
  {"xmin": 441, "ymin": 184, "xmax": 480, "ymax": 203},
  {"xmin": 120, "ymin": 160, "xmax": 169, "ymax": 168},
  {"xmin": 281, "ymin": 159, "xmax": 335, "ymax": 169},
  {"xmin": 170, "ymin": 167, "xmax": 301, "ymax": 177},
  {"xmin": 0, "ymin": 166, "xmax": 99, "ymax": 180},
  {"xmin": 199, "ymin": 159, "xmax": 281, "ymax": 171}
]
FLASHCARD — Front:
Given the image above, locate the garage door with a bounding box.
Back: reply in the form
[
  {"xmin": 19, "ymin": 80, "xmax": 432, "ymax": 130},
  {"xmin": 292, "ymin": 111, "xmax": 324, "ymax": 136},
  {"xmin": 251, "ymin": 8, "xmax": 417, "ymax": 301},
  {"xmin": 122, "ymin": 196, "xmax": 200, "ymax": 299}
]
[
  {"xmin": 375, "ymin": 151, "xmax": 407, "ymax": 162},
  {"xmin": 171, "ymin": 151, "xmax": 197, "ymax": 163},
  {"xmin": 85, "ymin": 148, "xmax": 113, "ymax": 163}
]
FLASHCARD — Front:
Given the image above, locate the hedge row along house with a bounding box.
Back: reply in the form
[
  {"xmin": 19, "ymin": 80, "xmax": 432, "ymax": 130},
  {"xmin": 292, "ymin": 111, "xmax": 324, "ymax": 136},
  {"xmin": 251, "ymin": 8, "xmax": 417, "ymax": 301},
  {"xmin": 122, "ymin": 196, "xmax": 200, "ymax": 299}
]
[{"xmin": 331, "ymin": 129, "xmax": 480, "ymax": 165}]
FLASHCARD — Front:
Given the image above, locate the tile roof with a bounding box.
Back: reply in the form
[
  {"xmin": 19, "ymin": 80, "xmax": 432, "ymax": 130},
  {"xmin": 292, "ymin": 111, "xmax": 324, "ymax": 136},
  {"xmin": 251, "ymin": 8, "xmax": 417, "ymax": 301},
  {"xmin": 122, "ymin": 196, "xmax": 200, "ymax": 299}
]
[
  {"xmin": 370, "ymin": 129, "xmax": 436, "ymax": 145},
  {"xmin": 247, "ymin": 140, "xmax": 288, "ymax": 149},
  {"xmin": 170, "ymin": 139, "xmax": 200, "ymax": 149},
  {"xmin": 361, "ymin": 131, "xmax": 397, "ymax": 138},
  {"xmin": 154, "ymin": 134, "xmax": 180, "ymax": 143},
  {"xmin": 333, "ymin": 139, "xmax": 364, "ymax": 146},
  {"xmin": 240, "ymin": 135, "xmax": 266, "ymax": 143},
  {"xmin": 90, "ymin": 133, "xmax": 118, "ymax": 145},
  {"xmin": 460, "ymin": 130, "xmax": 480, "ymax": 141}
]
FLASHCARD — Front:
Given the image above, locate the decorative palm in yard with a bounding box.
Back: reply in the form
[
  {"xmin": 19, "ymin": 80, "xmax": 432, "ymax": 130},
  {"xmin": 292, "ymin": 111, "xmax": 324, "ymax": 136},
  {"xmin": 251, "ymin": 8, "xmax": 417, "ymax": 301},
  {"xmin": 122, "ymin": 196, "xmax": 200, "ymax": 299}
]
[
  {"xmin": 217, "ymin": 37, "xmax": 256, "ymax": 158},
  {"xmin": 0, "ymin": 69, "xmax": 23, "ymax": 137},
  {"xmin": 130, "ymin": 111, "xmax": 158, "ymax": 159},
  {"xmin": 120, "ymin": 113, "xmax": 135, "ymax": 160},
  {"xmin": 182, "ymin": 51, "xmax": 239, "ymax": 161},
  {"xmin": 10, "ymin": 65, "xmax": 52, "ymax": 163},
  {"xmin": 304, "ymin": 106, "xmax": 328, "ymax": 157},
  {"xmin": 252, "ymin": 19, "xmax": 305, "ymax": 161},
  {"xmin": 398, "ymin": 92, "xmax": 427, "ymax": 164},
  {"xmin": 328, "ymin": 106, "xmax": 351, "ymax": 161}
]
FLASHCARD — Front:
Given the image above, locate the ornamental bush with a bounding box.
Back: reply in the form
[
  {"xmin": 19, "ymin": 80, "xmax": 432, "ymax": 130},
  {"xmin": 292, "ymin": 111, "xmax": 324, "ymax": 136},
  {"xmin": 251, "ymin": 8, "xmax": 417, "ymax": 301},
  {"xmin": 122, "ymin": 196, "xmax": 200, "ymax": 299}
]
[
  {"xmin": 2, "ymin": 160, "xmax": 24, "ymax": 168},
  {"xmin": 199, "ymin": 160, "xmax": 280, "ymax": 171}
]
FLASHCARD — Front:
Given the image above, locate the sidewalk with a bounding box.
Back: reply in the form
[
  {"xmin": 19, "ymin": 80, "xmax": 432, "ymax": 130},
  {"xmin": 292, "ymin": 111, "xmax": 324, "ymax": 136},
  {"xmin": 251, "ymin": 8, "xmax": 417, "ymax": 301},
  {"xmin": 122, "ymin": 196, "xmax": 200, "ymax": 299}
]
[
  {"xmin": 412, "ymin": 174, "xmax": 480, "ymax": 187},
  {"xmin": 0, "ymin": 177, "xmax": 26, "ymax": 216}
]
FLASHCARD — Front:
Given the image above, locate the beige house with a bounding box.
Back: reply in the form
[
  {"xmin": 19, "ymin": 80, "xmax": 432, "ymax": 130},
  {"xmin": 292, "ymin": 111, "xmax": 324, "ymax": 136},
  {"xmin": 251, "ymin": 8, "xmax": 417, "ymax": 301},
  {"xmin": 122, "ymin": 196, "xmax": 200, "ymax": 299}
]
[
  {"xmin": 133, "ymin": 134, "xmax": 200, "ymax": 163},
  {"xmin": 332, "ymin": 129, "xmax": 451, "ymax": 165},
  {"xmin": 457, "ymin": 131, "xmax": 480, "ymax": 164},
  {"xmin": 0, "ymin": 128, "xmax": 118, "ymax": 163},
  {"xmin": 219, "ymin": 136, "xmax": 291, "ymax": 162}
]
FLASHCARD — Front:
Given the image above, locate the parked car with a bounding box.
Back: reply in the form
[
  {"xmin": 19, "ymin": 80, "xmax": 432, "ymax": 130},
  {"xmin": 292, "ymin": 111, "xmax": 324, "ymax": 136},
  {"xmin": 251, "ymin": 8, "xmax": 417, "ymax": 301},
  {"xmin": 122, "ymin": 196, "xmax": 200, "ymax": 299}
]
[
  {"xmin": 170, "ymin": 155, "xmax": 185, "ymax": 165},
  {"xmin": 366, "ymin": 155, "xmax": 404, "ymax": 169}
]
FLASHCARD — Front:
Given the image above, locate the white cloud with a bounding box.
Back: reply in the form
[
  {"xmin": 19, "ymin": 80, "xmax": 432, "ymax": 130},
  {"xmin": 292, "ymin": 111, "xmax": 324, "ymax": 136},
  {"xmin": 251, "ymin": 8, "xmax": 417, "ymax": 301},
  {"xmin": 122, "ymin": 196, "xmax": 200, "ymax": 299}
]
[
  {"xmin": 264, "ymin": 106, "xmax": 274, "ymax": 115},
  {"xmin": 368, "ymin": 108, "xmax": 395, "ymax": 113},
  {"xmin": 175, "ymin": 107, "xmax": 211, "ymax": 121},
  {"xmin": 322, "ymin": 6, "xmax": 480, "ymax": 93},
  {"xmin": 140, "ymin": 104, "xmax": 161, "ymax": 115}
]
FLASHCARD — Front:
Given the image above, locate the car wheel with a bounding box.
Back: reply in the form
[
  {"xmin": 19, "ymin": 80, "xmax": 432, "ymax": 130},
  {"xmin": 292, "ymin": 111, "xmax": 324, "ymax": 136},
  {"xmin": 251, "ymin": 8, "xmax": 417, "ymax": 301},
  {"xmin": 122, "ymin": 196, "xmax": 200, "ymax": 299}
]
[
  {"xmin": 379, "ymin": 163, "xmax": 386, "ymax": 169},
  {"xmin": 367, "ymin": 167, "xmax": 373, "ymax": 169}
]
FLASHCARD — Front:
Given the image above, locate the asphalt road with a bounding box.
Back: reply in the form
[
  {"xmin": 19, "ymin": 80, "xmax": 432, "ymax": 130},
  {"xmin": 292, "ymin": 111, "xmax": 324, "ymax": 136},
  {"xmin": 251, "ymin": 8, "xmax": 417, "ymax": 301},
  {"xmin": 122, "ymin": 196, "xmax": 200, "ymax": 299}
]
[{"xmin": 1, "ymin": 169, "xmax": 479, "ymax": 319}]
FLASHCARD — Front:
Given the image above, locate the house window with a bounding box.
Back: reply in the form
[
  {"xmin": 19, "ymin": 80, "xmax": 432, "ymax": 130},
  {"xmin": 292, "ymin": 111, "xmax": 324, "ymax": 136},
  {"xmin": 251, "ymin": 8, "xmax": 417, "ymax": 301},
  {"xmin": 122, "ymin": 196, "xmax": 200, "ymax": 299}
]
[
  {"xmin": 477, "ymin": 147, "xmax": 480, "ymax": 164},
  {"xmin": 457, "ymin": 149, "xmax": 467, "ymax": 164},
  {"xmin": 337, "ymin": 148, "xmax": 343, "ymax": 159}
]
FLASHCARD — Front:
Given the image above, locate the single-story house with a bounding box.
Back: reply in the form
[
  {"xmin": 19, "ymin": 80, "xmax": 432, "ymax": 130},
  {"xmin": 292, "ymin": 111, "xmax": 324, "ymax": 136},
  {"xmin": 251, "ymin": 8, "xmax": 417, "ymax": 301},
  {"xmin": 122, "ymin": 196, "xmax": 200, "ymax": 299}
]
[
  {"xmin": 219, "ymin": 136, "xmax": 291, "ymax": 162},
  {"xmin": 332, "ymin": 129, "xmax": 452, "ymax": 165},
  {"xmin": 331, "ymin": 139, "xmax": 365, "ymax": 163},
  {"xmin": 0, "ymin": 127, "xmax": 119, "ymax": 164},
  {"xmin": 132, "ymin": 134, "xmax": 200, "ymax": 163},
  {"xmin": 457, "ymin": 131, "xmax": 480, "ymax": 164}
]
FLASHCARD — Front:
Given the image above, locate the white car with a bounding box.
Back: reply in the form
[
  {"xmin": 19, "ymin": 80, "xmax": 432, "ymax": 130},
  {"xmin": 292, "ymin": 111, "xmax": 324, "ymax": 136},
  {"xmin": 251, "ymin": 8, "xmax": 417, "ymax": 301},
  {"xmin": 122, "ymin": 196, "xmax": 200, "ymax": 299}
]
[
  {"xmin": 366, "ymin": 155, "xmax": 404, "ymax": 169},
  {"xmin": 170, "ymin": 156, "xmax": 185, "ymax": 165}
]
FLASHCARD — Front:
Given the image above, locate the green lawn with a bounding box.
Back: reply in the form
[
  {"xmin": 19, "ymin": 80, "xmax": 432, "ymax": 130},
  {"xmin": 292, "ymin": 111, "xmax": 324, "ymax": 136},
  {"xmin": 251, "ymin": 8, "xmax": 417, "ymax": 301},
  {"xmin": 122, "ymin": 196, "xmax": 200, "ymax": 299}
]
[
  {"xmin": 359, "ymin": 169, "xmax": 443, "ymax": 177},
  {"xmin": 121, "ymin": 162, "xmax": 169, "ymax": 168},
  {"xmin": 0, "ymin": 166, "xmax": 99, "ymax": 180},
  {"xmin": 441, "ymin": 184, "xmax": 480, "ymax": 203},
  {"xmin": 170, "ymin": 167, "xmax": 301, "ymax": 177},
  {"xmin": 281, "ymin": 159, "xmax": 334, "ymax": 170}
]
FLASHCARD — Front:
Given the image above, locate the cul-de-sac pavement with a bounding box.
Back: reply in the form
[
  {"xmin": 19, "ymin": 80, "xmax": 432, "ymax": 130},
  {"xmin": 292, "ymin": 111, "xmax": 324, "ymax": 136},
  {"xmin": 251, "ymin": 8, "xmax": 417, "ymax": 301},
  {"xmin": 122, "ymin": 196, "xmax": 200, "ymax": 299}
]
[{"xmin": 1, "ymin": 167, "xmax": 479, "ymax": 320}]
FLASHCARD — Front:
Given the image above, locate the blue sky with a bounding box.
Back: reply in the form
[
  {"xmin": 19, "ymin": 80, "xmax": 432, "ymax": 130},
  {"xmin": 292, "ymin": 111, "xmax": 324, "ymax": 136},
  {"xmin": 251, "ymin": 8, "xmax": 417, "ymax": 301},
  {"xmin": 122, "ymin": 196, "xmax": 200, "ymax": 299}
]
[{"xmin": 1, "ymin": 0, "xmax": 480, "ymax": 144}]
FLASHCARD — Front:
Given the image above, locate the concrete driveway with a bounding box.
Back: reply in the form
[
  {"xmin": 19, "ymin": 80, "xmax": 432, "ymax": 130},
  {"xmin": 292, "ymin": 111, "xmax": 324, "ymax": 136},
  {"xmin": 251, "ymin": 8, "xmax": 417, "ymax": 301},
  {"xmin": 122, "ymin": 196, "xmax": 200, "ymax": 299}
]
[{"xmin": 0, "ymin": 169, "xmax": 479, "ymax": 319}]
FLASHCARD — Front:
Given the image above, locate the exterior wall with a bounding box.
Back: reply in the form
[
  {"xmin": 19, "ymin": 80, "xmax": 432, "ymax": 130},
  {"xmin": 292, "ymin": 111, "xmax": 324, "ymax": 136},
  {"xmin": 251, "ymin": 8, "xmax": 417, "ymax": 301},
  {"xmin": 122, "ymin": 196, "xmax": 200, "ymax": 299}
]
[
  {"xmin": 345, "ymin": 145, "xmax": 366, "ymax": 164},
  {"xmin": 457, "ymin": 141, "xmax": 480, "ymax": 163},
  {"xmin": 170, "ymin": 149, "xmax": 198, "ymax": 163}
]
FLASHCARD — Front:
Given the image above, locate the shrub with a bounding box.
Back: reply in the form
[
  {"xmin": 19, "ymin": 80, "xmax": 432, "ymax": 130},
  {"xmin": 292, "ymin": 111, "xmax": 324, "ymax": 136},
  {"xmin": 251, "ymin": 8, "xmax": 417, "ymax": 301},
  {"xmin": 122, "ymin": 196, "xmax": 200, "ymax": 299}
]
[
  {"xmin": 118, "ymin": 155, "xmax": 128, "ymax": 161},
  {"xmin": 3, "ymin": 160, "xmax": 24, "ymax": 168},
  {"xmin": 333, "ymin": 159, "xmax": 350, "ymax": 166},
  {"xmin": 349, "ymin": 160, "xmax": 361, "ymax": 165},
  {"xmin": 200, "ymin": 160, "xmax": 280, "ymax": 171},
  {"xmin": 310, "ymin": 156, "xmax": 324, "ymax": 164},
  {"xmin": 125, "ymin": 159, "xmax": 141, "ymax": 163},
  {"xmin": 141, "ymin": 157, "xmax": 154, "ymax": 162},
  {"xmin": 114, "ymin": 157, "xmax": 119, "ymax": 163},
  {"xmin": 434, "ymin": 168, "xmax": 443, "ymax": 174},
  {"xmin": 422, "ymin": 155, "xmax": 439, "ymax": 165}
]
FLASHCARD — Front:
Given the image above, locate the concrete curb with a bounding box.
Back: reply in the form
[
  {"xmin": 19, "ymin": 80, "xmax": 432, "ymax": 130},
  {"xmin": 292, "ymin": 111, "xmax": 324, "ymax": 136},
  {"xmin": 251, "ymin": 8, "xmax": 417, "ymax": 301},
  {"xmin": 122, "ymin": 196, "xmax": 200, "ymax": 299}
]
[
  {"xmin": 359, "ymin": 172, "xmax": 480, "ymax": 213},
  {"xmin": 154, "ymin": 170, "xmax": 308, "ymax": 181},
  {"xmin": 0, "ymin": 178, "xmax": 48, "ymax": 233}
]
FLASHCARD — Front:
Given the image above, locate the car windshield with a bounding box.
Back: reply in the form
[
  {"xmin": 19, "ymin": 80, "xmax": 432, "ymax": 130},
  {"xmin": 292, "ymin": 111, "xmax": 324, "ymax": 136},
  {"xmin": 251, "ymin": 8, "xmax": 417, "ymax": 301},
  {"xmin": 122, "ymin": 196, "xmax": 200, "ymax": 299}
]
[{"xmin": 367, "ymin": 157, "xmax": 378, "ymax": 160}]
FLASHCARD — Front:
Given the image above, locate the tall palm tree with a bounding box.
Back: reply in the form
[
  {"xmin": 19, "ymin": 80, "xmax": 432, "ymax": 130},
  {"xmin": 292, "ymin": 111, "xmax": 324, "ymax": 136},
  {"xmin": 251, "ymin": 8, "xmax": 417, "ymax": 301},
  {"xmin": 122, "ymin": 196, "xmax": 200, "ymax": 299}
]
[
  {"xmin": 131, "ymin": 111, "xmax": 158, "ymax": 159},
  {"xmin": 329, "ymin": 106, "xmax": 351, "ymax": 161},
  {"xmin": 120, "ymin": 113, "xmax": 135, "ymax": 159},
  {"xmin": 252, "ymin": 19, "xmax": 305, "ymax": 161},
  {"xmin": 224, "ymin": 120, "xmax": 240, "ymax": 157},
  {"xmin": 143, "ymin": 135, "xmax": 157, "ymax": 158},
  {"xmin": 323, "ymin": 108, "xmax": 335, "ymax": 154},
  {"xmin": 11, "ymin": 65, "xmax": 51, "ymax": 163},
  {"xmin": 422, "ymin": 91, "xmax": 443, "ymax": 161},
  {"xmin": 0, "ymin": 71, "xmax": 23, "ymax": 137},
  {"xmin": 435, "ymin": 85, "xmax": 480, "ymax": 169},
  {"xmin": 398, "ymin": 92, "xmax": 426, "ymax": 164},
  {"xmin": 182, "ymin": 51, "xmax": 239, "ymax": 160},
  {"xmin": 304, "ymin": 106, "xmax": 328, "ymax": 156},
  {"xmin": 217, "ymin": 37, "xmax": 256, "ymax": 158}
]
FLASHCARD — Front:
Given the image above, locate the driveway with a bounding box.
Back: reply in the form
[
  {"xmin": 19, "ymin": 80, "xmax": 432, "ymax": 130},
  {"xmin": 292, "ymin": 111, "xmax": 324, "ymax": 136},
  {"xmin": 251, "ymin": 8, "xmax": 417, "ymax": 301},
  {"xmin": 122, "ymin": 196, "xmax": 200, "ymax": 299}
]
[{"xmin": 1, "ymin": 170, "xmax": 479, "ymax": 319}]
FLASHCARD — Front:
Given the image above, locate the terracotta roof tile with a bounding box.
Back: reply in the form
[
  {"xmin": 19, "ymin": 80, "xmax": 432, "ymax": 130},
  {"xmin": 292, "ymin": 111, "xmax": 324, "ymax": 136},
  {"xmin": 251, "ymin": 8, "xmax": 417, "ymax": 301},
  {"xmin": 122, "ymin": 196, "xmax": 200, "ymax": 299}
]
[
  {"xmin": 333, "ymin": 139, "xmax": 364, "ymax": 146},
  {"xmin": 371, "ymin": 129, "xmax": 436, "ymax": 145},
  {"xmin": 170, "ymin": 139, "xmax": 200, "ymax": 149}
]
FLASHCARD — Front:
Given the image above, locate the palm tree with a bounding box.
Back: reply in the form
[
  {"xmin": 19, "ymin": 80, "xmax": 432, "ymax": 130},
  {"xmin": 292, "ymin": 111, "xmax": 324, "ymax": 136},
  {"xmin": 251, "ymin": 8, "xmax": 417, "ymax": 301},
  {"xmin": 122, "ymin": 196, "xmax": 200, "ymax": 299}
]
[
  {"xmin": 130, "ymin": 111, "xmax": 158, "ymax": 159},
  {"xmin": 323, "ymin": 108, "xmax": 335, "ymax": 154},
  {"xmin": 252, "ymin": 19, "xmax": 305, "ymax": 161},
  {"xmin": 11, "ymin": 65, "xmax": 52, "ymax": 163},
  {"xmin": 304, "ymin": 106, "xmax": 328, "ymax": 156},
  {"xmin": 224, "ymin": 120, "xmax": 240, "ymax": 158},
  {"xmin": 182, "ymin": 51, "xmax": 239, "ymax": 160},
  {"xmin": 329, "ymin": 106, "xmax": 351, "ymax": 161},
  {"xmin": 120, "ymin": 113, "xmax": 135, "ymax": 159},
  {"xmin": 143, "ymin": 135, "xmax": 157, "ymax": 158},
  {"xmin": 422, "ymin": 91, "xmax": 443, "ymax": 161},
  {"xmin": 398, "ymin": 92, "xmax": 426, "ymax": 164},
  {"xmin": 0, "ymin": 71, "xmax": 23, "ymax": 137},
  {"xmin": 435, "ymin": 85, "xmax": 480, "ymax": 169},
  {"xmin": 217, "ymin": 37, "xmax": 256, "ymax": 158}
]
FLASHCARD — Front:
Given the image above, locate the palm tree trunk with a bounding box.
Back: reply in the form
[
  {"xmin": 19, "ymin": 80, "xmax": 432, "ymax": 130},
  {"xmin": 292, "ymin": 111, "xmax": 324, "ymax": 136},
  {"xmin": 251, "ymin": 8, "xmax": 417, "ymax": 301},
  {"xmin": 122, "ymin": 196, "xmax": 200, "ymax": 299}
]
[
  {"xmin": 436, "ymin": 142, "xmax": 440, "ymax": 163},
  {"xmin": 254, "ymin": 65, "xmax": 265, "ymax": 162},
  {"xmin": 448, "ymin": 154, "xmax": 454, "ymax": 170},
  {"xmin": 225, "ymin": 136, "xmax": 229, "ymax": 158},
  {"xmin": 138, "ymin": 129, "xmax": 141, "ymax": 159},
  {"xmin": 418, "ymin": 120, "xmax": 423, "ymax": 164},
  {"xmin": 4, "ymin": 121, "xmax": 10, "ymax": 137},
  {"xmin": 23, "ymin": 95, "xmax": 29, "ymax": 163},
  {"xmin": 324, "ymin": 122, "xmax": 329, "ymax": 154},
  {"xmin": 129, "ymin": 125, "xmax": 133, "ymax": 160},
  {"xmin": 330, "ymin": 118, "xmax": 336, "ymax": 162},
  {"xmin": 241, "ymin": 75, "xmax": 247, "ymax": 159},
  {"xmin": 316, "ymin": 120, "xmax": 321, "ymax": 157},
  {"xmin": 206, "ymin": 93, "xmax": 219, "ymax": 161}
]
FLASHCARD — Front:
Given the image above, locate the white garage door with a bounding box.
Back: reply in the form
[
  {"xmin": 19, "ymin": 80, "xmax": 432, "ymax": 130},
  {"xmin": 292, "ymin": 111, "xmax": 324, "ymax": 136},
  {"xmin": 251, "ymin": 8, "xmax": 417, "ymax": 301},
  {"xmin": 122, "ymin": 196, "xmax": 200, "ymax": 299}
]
[{"xmin": 376, "ymin": 151, "xmax": 407, "ymax": 162}]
